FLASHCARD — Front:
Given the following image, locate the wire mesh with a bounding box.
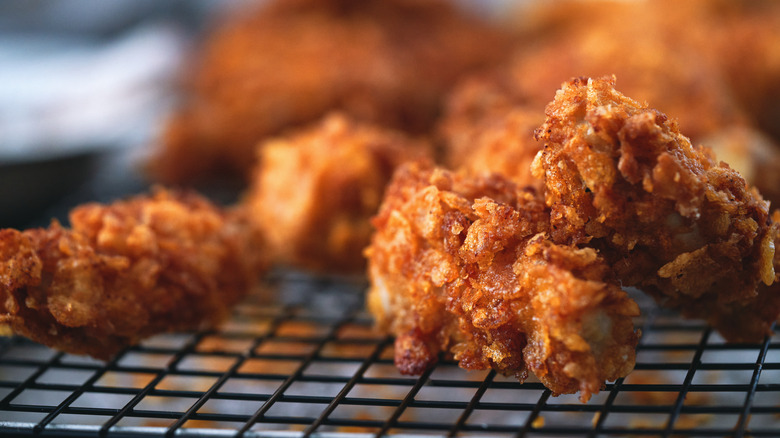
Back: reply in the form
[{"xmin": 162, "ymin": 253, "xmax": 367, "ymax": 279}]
[{"xmin": 0, "ymin": 273, "xmax": 778, "ymax": 437}]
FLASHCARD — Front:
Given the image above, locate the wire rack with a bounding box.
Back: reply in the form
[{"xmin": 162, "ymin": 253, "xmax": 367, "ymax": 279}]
[{"xmin": 0, "ymin": 273, "xmax": 778, "ymax": 438}]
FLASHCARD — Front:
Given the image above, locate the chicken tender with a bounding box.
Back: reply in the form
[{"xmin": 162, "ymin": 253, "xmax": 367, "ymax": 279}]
[
  {"xmin": 246, "ymin": 113, "xmax": 430, "ymax": 274},
  {"xmin": 149, "ymin": 0, "xmax": 510, "ymax": 184},
  {"xmin": 0, "ymin": 188, "xmax": 266, "ymax": 359},
  {"xmin": 532, "ymin": 76, "xmax": 780, "ymax": 342},
  {"xmin": 367, "ymin": 162, "xmax": 639, "ymax": 402}
]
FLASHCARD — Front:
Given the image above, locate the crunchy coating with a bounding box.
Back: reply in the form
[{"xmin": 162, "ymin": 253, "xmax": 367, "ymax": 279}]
[
  {"xmin": 149, "ymin": 0, "xmax": 510, "ymax": 184},
  {"xmin": 0, "ymin": 188, "xmax": 266, "ymax": 359},
  {"xmin": 532, "ymin": 77, "xmax": 780, "ymax": 342},
  {"xmin": 367, "ymin": 162, "xmax": 639, "ymax": 402},
  {"xmin": 245, "ymin": 113, "xmax": 430, "ymax": 273}
]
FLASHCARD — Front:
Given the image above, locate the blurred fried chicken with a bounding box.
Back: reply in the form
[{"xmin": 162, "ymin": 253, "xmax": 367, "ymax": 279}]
[
  {"xmin": 438, "ymin": 84, "xmax": 544, "ymax": 190},
  {"xmin": 532, "ymin": 76, "xmax": 780, "ymax": 342},
  {"xmin": 436, "ymin": 1, "xmax": 752, "ymax": 198},
  {"xmin": 515, "ymin": 0, "xmax": 780, "ymax": 140},
  {"xmin": 245, "ymin": 113, "xmax": 430, "ymax": 274},
  {"xmin": 149, "ymin": 0, "xmax": 510, "ymax": 184},
  {"xmin": 367, "ymin": 162, "xmax": 639, "ymax": 402},
  {"xmin": 648, "ymin": 0, "xmax": 780, "ymax": 142},
  {"xmin": 0, "ymin": 188, "xmax": 266, "ymax": 359},
  {"xmin": 703, "ymin": 127, "xmax": 780, "ymax": 210},
  {"xmin": 454, "ymin": 12, "xmax": 744, "ymax": 144}
]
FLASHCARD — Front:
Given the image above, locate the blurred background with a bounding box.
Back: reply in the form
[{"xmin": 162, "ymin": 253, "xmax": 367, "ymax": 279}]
[
  {"xmin": 0, "ymin": 0, "xmax": 516, "ymax": 228},
  {"xmin": 0, "ymin": 0, "xmax": 217, "ymax": 227}
]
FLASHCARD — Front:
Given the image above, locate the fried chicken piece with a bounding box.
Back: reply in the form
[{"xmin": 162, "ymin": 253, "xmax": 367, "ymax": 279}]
[
  {"xmin": 0, "ymin": 188, "xmax": 266, "ymax": 359},
  {"xmin": 532, "ymin": 76, "xmax": 780, "ymax": 342},
  {"xmin": 703, "ymin": 127, "xmax": 780, "ymax": 210},
  {"xmin": 650, "ymin": 0, "xmax": 780, "ymax": 142},
  {"xmin": 149, "ymin": 0, "xmax": 510, "ymax": 184},
  {"xmin": 367, "ymin": 162, "xmax": 639, "ymax": 402},
  {"xmin": 436, "ymin": 3, "xmax": 746, "ymax": 195},
  {"xmin": 468, "ymin": 0, "xmax": 747, "ymax": 144},
  {"xmin": 713, "ymin": 11, "xmax": 780, "ymax": 142},
  {"xmin": 518, "ymin": 0, "xmax": 780, "ymax": 142},
  {"xmin": 438, "ymin": 83, "xmax": 544, "ymax": 190},
  {"xmin": 245, "ymin": 113, "xmax": 430, "ymax": 274}
]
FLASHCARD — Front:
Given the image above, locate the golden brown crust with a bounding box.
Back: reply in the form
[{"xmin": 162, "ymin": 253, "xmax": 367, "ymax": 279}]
[
  {"xmin": 367, "ymin": 162, "xmax": 639, "ymax": 402},
  {"xmin": 245, "ymin": 113, "xmax": 430, "ymax": 274},
  {"xmin": 148, "ymin": 0, "xmax": 510, "ymax": 184},
  {"xmin": 0, "ymin": 188, "xmax": 266, "ymax": 359},
  {"xmin": 532, "ymin": 76, "xmax": 780, "ymax": 342}
]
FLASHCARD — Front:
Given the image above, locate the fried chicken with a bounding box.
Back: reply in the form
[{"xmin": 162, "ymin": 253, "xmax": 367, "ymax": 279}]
[
  {"xmin": 703, "ymin": 127, "xmax": 780, "ymax": 210},
  {"xmin": 367, "ymin": 162, "xmax": 639, "ymax": 402},
  {"xmin": 435, "ymin": 2, "xmax": 751, "ymax": 195},
  {"xmin": 458, "ymin": 0, "xmax": 753, "ymax": 147},
  {"xmin": 149, "ymin": 0, "xmax": 510, "ymax": 184},
  {"xmin": 438, "ymin": 84, "xmax": 544, "ymax": 190},
  {"xmin": 0, "ymin": 188, "xmax": 266, "ymax": 359},
  {"xmin": 532, "ymin": 76, "xmax": 780, "ymax": 342},
  {"xmin": 649, "ymin": 0, "xmax": 780, "ymax": 142},
  {"xmin": 245, "ymin": 113, "xmax": 430, "ymax": 274}
]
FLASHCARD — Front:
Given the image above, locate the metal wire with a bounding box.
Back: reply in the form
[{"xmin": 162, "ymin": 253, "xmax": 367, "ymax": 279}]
[{"xmin": 0, "ymin": 275, "xmax": 778, "ymax": 437}]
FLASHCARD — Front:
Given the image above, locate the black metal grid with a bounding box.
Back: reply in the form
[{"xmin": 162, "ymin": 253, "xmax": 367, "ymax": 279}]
[{"xmin": 0, "ymin": 274, "xmax": 778, "ymax": 437}]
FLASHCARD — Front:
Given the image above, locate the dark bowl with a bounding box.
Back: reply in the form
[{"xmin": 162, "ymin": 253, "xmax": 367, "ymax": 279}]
[{"xmin": 0, "ymin": 151, "xmax": 99, "ymax": 229}]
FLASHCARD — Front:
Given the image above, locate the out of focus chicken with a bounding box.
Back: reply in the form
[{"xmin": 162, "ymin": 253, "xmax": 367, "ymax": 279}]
[
  {"xmin": 703, "ymin": 127, "xmax": 780, "ymax": 210},
  {"xmin": 0, "ymin": 188, "xmax": 266, "ymax": 359},
  {"xmin": 453, "ymin": 15, "xmax": 744, "ymax": 144},
  {"xmin": 532, "ymin": 76, "xmax": 780, "ymax": 342},
  {"xmin": 245, "ymin": 113, "xmax": 430, "ymax": 274},
  {"xmin": 436, "ymin": 0, "xmax": 750, "ymax": 193},
  {"xmin": 438, "ymin": 80, "xmax": 544, "ymax": 190},
  {"xmin": 149, "ymin": 0, "xmax": 511, "ymax": 184},
  {"xmin": 514, "ymin": 0, "xmax": 780, "ymax": 140},
  {"xmin": 367, "ymin": 162, "xmax": 639, "ymax": 402},
  {"xmin": 648, "ymin": 0, "xmax": 780, "ymax": 142}
]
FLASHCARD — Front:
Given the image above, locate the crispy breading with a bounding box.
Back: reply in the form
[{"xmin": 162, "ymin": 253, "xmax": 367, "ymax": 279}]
[
  {"xmin": 0, "ymin": 188, "xmax": 266, "ymax": 359},
  {"xmin": 245, "ymin": 113, "xmax": 430, "ymax": 273},
  {"xmin": 148, "ymin": 0, "xmax": 510, "ymax": 184},
  {"xmin": 532, "ymin": 76, "xmax": 780, "ymax": 342},
  {"xmin": 367, "ymin": 162, "xmax": 639, "ymax": 402}
]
